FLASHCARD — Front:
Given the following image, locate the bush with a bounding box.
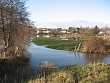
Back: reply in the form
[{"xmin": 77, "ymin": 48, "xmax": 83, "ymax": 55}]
[
  {"xmin": 83, "ymin": 36, "xmax": 106, "ymax": 53},
  {"xmin": 0, "ymin": 52, "xmax": 30, "ymax": 71},
  {"xmin": 28, "ymin": 63, "xmax": 110, "ymax": 83},
  {"xmin": 40, "ymin": 61, "xmax": 56, "ymax": 71}
]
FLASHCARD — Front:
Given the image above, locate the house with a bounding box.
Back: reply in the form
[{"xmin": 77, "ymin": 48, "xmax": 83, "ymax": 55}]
[
  {"xmin": 60, "ymin": 29, "xmax": 67, "ymax": 34},
  {"xmin": 42, "ymin": 29, "xmax": 50, "ymax": 34},
  {"xmin": 98, "ymin": 31, "xmax": 104, "ymax": 35}
]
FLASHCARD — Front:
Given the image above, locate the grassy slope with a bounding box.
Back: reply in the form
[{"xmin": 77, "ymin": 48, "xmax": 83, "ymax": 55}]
[
  {"xmin": 32, "ymin": 37, "xmax": 85, "ymax": 51},
  {"xmin": 28, "ymin": 63, "xmax": 110, "ymax": 83}
]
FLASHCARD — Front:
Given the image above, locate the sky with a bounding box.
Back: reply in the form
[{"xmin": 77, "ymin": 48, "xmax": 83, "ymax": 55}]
[{"xmin": 26, "ymin": 0, "xmax": 110, "ymax": 28}]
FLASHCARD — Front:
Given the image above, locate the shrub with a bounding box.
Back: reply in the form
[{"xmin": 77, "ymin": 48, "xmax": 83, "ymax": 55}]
[
  {"xmin": 28, "ymin": 63, "xmax": 110, "ymax": 83},
  {"xmin": 83, "ymin": 36, "xmax": 106, "ymax": 53},
  {"xmin": 40, "ymin": 61, "xmax": 56, "ymax": 71}
]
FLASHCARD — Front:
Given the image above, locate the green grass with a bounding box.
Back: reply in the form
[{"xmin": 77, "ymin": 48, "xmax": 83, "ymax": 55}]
[
  {"xmin": 32, "ymin": 37, "xmax": 85, "ymax": 51},
  {"xmin": 28, "ymin": 63, "xmax": 110, "ymax": 83}
]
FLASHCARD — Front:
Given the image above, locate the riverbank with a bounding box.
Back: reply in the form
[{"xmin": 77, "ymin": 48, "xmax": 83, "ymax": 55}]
[
  {"xmin": 0, "ymin": 55, "xmax": 30, "ymax": 69},
  {"xmin": 0, "ymin": 53, "xmax": 30, "ymax": 83},
  {"xmin": 32, "ymin": 36, "xmax": 110, "ymax": 53},
  {"xmin": 0, "ymin": 51, "xmax": 30, "ymax": 79},
  {"xmin": 28, "ymin": 63, "xmax": 110, "ymax": 83},
  {"xmin": 32, "ymin": 37, "xmax": 86, "ymax": 51}
]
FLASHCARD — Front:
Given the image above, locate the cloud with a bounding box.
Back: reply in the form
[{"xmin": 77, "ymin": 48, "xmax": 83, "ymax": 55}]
[{"xmin": 36, "ymin": 20, "xmax": 110, "ymax": 28}]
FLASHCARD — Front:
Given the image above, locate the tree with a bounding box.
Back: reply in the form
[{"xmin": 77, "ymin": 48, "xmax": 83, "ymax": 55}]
[
  {"xmin": 0, "ymin": 0, "xmax": 33, "ymax": 57},
  {"xmin": 93, "ymin": 25, "xmax": 100, "ymax": 35}
]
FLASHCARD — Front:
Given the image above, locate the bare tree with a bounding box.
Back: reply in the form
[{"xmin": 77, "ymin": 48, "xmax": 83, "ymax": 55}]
[{"xmin": 0, "ymin": 0, "xmax": 33, "ymax": 57}]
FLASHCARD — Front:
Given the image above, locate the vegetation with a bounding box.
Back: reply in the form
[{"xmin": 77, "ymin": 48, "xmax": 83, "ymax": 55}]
[
  {"xmin": 0, "ymin": 52, "xmax": 30, "ymax": 83},
  {"xmin": 40, "ymin": 61, "xmax": 56, "ymax": 70},
  {"xmin": 32, "ymin": 37, "xmax": 85, "ymax": 51},
  {"xmin": 0, "ymin": 0, "xmax": 33, "ymax": 82},
  {"xmin": 0, "ymin": 54, "xmax": 30, "ymax": 70},
  {"xmin": 32, "ymin": 35, "xmax": 110, "ymax": 53},
  {"xmin": 83, "ymin": 36, "xmax": 110, "ymax": 53},
  {"xmin": 0, "ymin": 0, "xmax": 33, "ymax": 57},
  {"xmin": 28, "ymin": 63, "xmax": 110, "ymax": 83}
]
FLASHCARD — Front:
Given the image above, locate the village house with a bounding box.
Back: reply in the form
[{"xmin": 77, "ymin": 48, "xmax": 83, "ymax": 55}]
[
  {"xmin": 42, "ymin": 28, "xmax": 50, "ymax": 34},
  {"xmin": 60, "ymin": 29, "xmax": 67, "ymax": 34}
]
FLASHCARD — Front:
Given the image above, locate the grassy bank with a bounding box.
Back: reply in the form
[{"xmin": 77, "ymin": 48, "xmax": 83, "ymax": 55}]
[
  {"xmin": 0, "ymin": 56, "xmax": 30, "ymax": 73},
  {"xmin": 0, "ymin": 52, "xmax": 30, "ymax": 73},
  {"xmin": 32, "ymin": 37, "xmax": 86, "ymax": 51},
  {"xmin": 0, "ymin": 56, "xmax": 30, "ymax": 82},
  {"xmin": 28, "ymin": 63, "xmax": 110, "ymax": 83},
  {"xmin": 0, "ymin": 54, "xmax": 31, "ymax": 83}
]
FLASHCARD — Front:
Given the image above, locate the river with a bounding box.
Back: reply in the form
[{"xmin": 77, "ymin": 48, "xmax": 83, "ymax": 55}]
[{"xmin": 27, "ymin": 43, "xmax": 110, "ymax": 67}]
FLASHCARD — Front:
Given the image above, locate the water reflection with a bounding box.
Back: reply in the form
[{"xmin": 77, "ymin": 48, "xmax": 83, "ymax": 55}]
[
  {"xmin": 74, "ymin": 52, "xmax": 81, "ymax": 59},
  {"xmin": 83, "ymin": 53, "xmax": 110, "ymax": 64}
]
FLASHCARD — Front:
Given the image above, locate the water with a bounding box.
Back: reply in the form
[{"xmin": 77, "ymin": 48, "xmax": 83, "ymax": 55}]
[{"xmin": 27, "ymin": 43, "xmax": 110, "ymax": 67}]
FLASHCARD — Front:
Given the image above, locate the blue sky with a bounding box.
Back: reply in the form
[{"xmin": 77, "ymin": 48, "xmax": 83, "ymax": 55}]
[{"xmin": 26, "ymin": 0, "xmax": 110, "ymax": 27}]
